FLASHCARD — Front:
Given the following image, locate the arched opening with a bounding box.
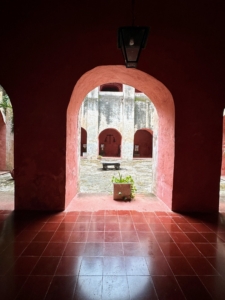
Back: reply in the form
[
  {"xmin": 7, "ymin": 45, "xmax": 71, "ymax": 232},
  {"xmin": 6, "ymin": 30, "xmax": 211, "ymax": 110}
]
[
  {"xmin": 66, "ymin": 66, "xmax": 174, "ymax": 209},
  {"xmin": 100, "ymin": 83, "xmax": 122, "ymax": 92},
  {"xmin": 99, "ymin": 128, "xmax": 121, "ymax": 157},
  {"xmin": 133, "ymin": 129, "xmax": 153, "ymax": 158},
  {"xmin": 0, "ymin": 85, "xmax": 14, "ymax": 210},
  {"xmin": 80, "ymin": 127, "xmax": 87, "ymax": 157}
]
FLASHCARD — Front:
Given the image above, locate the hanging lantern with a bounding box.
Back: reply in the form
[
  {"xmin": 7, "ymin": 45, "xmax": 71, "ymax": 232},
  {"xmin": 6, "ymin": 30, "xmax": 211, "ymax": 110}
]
[{"xmin": 118, "ymin": 26, "xmax": 149, "ymax": 68}]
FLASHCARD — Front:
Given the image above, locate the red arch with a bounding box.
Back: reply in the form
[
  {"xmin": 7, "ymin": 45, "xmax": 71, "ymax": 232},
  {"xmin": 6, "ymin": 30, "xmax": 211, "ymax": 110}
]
[
  {"xmin": 66, "ymin": 65, "xmax": 174, "ymax": 209},
  {"xmin": 134, "ymin": 129, "xmax": 153, "ymax": 158},
  {"xmin": 99, "ymin": 128, "xmax": 121, "ymax": 157}
]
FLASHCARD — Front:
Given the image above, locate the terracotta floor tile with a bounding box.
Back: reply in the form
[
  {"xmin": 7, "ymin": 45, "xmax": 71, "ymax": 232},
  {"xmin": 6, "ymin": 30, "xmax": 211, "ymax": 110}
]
[
  {"xmin": 120, "ymin": 222, "xmax": 136, "ymax": 231},
  {"xmin": 32, "ymin": 231, "xmax": 54, "ymax": 242},
  {"xmin": 149, "ymin": 222, "xmax": 168, "ymax": 232},
  {"xmin": 169, "ymin": 232, "xmax": 192, "ymax": 243},
  {"xmin": 131, "ymin": 215, "xmax": 147, "ymax": 224},
  {"xmin": 135, "ymin": 223, "xmax": 151, "ymax": 232},
  {"xmin": 69, "ymin": 231, "xmax": 88, "ymax": 242},
  {"xmin": 74, "ymin": 275, "xmax": 102, "ymax": 300},
  {"xmin": 195, "ymin": 243, "xmax": 218, "ymax": 257},
  {"xmin": 16, "ymin": 275, "xmax": 52, "ymax": 300},
  {"xmin": 103, "ymin": 242, "xmax": 124, "ymax": 256},
  {"xmin": 90, "ymin": 215, "xmax": 104, "ymax": 223},
  {"xmin": 171, "ymin": 216, "xmax": 189, "ymax": 224},
  {"xmin": 104, "ymin": 231, "xmax": 122, "ymax": 242},
  {"xmin": 177, "ymin": 242, "xmax": 202, "ymax": 257},
  {"xmin": 206, "ymin": 257, "xmax": 225, "ymax": 276},
  {"xmin": 159, "ymin": 242, "xmax": 184, "ymax": 257},
  {"xmin": 63, "ymin": 242, "xmax": 86, "ymax": 256},
  {"xmin": 45, "ymin": 275, "xmax": 77, "ymax": 300},
  {"xmin": 87, "ymin": 231, "xmax": 104, "ymax": 242},
  {"xmin": 105, "ymin": 222, "xmax": 120, "ymax": 231},
  {"xmin": 162, "ymin": 222, "xmax": 182, "ymax": 232},
  {"xmin": 192, "ymin": 223, "xmax": 213, "ymax": 232},
  {"xmin": 140, "ymin": 241, "xmax": 164, "ymax": 257},
  {"xmin": 31, "ymin": 256, "xmax": 60, "ymax": 275},
  {"xmin": 121, "ymin": 231, "xmax": 139, "ymax": 242},
  {"xmin": 199, "ymin": 275, "xmax": 225, "ymax": 300},
  {"xmin": 50, "ymin": 231, "xmax": 72, "ymax": 243},
  {"xmin": 166, "ymin": 257, "xmax": 196, "ymax": 275},
  {"xmin": 185, "ymin": 232, "xmax": 208, "ymax": 243},
  {"xmin": 127, "ymin": 275, "xmax": 158, "ymax": 300},
  {"xmin": 125, "ymin": 256, "xmax": 149, "ymax": 275},
  {"xmin": 42, "ymin": 242, "xmax": 66, "ymax": 256},
  {"xmin": 153, "ymin": 232, "xmax": 174, "ymax": 243},
  {"xmin": 89, "ymin": 222, "xmax": 105, "ymax": 231},
  {"xmin": 104, "ymin": 215, "xmax": 118, "ymax": 223},
  {"xmin": 11, "ymin": 256, "xmax": 39, "ymax": 275},
  {"xmin": 152, "ymin": 276, "xmax": 186, "ymax": 300},
  {"xmin": 177, "ymin": 222, "xmax": 197, "ymax": 232},
  {"xmin": 15, "ymin": 230, "xmax": 38, "ymax": 242},
  {"xmin": 76, "ymin": 215, "xmax": 91, "ymax": 223},
  {"xmin": 55, "ymin": 256, "xmax": 82, "ymax": 275},
  {"xmin": 176, "ymin": 276, "xmax": 212, "ymax": 300},
  {"xmin": 145, "ymin": 256, "xmax": 173, "ymax": 275},
  {"xmin": 41, "ymin": 222, "xmax": 59, "ymax": 231},
  {"xmin": 157, "ymin": 216, "xmax": 175, "ymax": 223},
  {"xmin": 21, "ymin": 242, "xmax": 48, "ymax": 256},
  {"xmin": 73, "ymin": 222, "xmax": 90, "ymax": 231},
  {"xmin": 83, "ymin": 242, "xmax": 104, "ymax": 256},
  {"xmin": 102, "ymin": 276, "xmax": 130, "ymax": 300},
  {"xmin": 0, "ymin": 275, "xmax": 27, "ymax": 300},
  {"xmin": 187, "ymin": 257, "xmax": 219, "ymax": 275},
  {"xmin": 57, "ymin": 222, "xmax": 75, "ymax": 231},
  {"xmin": 201, "ymin": 232, "xmax": 225, "ymax": 243},
  {"xmin": 123, "ymin": 242, "xmax": 143, "ymax": 256},
  {"xmin": 79, "ymin": 257, "xmax": 103, "ymax": 275},
  {"xmin": 103, "ymin": 256, "xmax": 126, "ymax": 275},
  {"xmin": 63, "ymin": 215, "xmax": 78, "ymax": 222}
]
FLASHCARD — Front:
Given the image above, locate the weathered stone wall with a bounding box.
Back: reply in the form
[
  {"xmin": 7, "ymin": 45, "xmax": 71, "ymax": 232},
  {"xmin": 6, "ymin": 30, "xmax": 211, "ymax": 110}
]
[
  {"xmin": 80, "ymin": 84, "xmax": 156, "ymax": 160},
  {"xmin": 134, "ymin": 93, "xmax": 152, "ymax": 130}
]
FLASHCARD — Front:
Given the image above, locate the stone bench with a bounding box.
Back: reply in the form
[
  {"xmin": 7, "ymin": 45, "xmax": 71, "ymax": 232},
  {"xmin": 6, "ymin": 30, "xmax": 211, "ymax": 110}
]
[{"xmin": 101, "ymin": 161, "xmax": 120, "ymax": 170}]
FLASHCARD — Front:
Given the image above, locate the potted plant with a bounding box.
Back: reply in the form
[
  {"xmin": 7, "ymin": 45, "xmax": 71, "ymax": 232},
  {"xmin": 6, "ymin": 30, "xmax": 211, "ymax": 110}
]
[{"xmin": 111, "ymin": 172, "xmax": 137, "ymax": 201}]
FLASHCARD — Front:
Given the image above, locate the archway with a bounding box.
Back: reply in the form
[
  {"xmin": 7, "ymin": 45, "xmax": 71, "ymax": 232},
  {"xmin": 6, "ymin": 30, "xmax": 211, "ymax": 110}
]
[
  {"xmin": 133, "ymin": 129, "xmax": 153, "ymax": 158},
  {"xmin": 99, "ymin": 128, "xmax": 121, "ymax": 157},
  {"xmin": 0, "ymin": 86, "xmax": 14, "ymax": 210},
  {"xmin": 66, "ymin": 66, "xmax": 174, "ymax": 209}
]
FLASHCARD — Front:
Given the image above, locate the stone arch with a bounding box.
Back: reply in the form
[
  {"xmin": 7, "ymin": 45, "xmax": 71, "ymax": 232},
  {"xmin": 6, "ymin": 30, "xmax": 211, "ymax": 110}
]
[
  {"xmin": 66, "ymin": 65, "xmax": 174, "ymax": 208},
  {"xmin": 99, "ymin": 128, "xmax": 121, "ymax": 157},
  {"xmin": 133, "ymin": 129, "xmax": 153, "ymax": 158}
]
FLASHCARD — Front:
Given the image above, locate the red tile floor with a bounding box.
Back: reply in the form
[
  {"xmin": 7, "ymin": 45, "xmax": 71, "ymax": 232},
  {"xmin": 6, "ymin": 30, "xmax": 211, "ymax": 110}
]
[{"xmin": 0, "ymin": 202, "xmax": 225, "ymax": 300}]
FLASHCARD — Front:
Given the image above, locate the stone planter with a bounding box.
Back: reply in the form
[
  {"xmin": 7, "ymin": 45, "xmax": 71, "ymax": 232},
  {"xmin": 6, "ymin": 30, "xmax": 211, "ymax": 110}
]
[{"xmin": 113, "ymin": 183, "xmax": 132, "ymax": 201}]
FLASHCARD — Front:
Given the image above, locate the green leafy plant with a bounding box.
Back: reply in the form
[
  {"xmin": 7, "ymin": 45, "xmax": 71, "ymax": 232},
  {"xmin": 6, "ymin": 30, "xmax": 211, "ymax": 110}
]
[{"xmin": 111, "ymin": 172, "xmax": 137, "ymax": 199}]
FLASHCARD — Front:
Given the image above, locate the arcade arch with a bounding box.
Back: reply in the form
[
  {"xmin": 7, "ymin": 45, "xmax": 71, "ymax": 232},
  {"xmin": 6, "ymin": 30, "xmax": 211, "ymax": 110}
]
[{"xmin": 66, "ymin": 66, "xmax": 174, "ymax": 209}]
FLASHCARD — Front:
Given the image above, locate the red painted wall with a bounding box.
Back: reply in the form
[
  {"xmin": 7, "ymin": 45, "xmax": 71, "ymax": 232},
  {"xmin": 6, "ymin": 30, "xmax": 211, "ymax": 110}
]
[
  {"xmin": 0, "ymin": 1, "xmax": 224, "ymax": 212},
  {"xmin": 0, "ymin": 112, "xmax": 6, "ymax": 170},
  {"xmin": 99, "ymin": 128, "xmax": 121, "ymax": 157},
  {"xmin": 134, "ymin": 129, "xmax": 152, "ymax": 158}
]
